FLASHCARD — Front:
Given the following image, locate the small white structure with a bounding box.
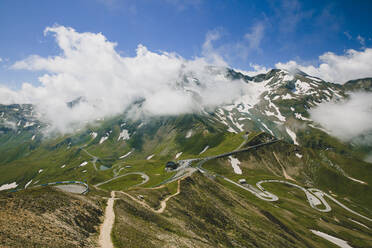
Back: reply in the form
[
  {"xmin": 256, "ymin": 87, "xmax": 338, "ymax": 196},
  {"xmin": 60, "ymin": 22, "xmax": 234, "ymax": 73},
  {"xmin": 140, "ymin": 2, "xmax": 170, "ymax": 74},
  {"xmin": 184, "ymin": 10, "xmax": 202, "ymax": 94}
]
[{"xmin": 238, "ymin": 179, "xmax": 247, "ymax": 184}]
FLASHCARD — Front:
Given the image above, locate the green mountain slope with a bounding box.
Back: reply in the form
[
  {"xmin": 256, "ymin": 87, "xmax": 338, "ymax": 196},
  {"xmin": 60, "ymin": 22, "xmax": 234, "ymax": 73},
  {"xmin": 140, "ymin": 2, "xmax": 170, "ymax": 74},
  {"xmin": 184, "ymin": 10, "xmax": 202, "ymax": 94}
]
[{"xmin": 0, "ymin": 68, "xmax": 372, "ymax": 247}]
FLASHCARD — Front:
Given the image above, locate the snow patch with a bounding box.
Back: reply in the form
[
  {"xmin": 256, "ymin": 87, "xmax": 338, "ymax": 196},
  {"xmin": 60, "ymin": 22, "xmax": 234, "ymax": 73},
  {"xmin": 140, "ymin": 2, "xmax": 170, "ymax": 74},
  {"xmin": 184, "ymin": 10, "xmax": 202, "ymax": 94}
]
[
  {"xmin": 146, "ymin": 154, "xmax": 155, "ymax": 160},
  {"xmin": 282, "ymin": 74, "xmax": 294, "ymax": 81},
  {"xmin": 185, "ymin": 130, "xmax": 193, "ymax": 138},
  {"xmin": 0, "ymin": 182, "xmax": 18, "ymax": 191},
  {"xmin": 120, "ymin": 151, "xmax": 133, "ymax": 159},
  {"xmin": 347, "ymin": 176, "xmax": 367, "ymax": 185},
  {"xmin": 310, "ymin": 230, "xmax": 353, "ymax": 248},
  {"xmin": 261, "ymin": 122, "xmax": 274, "ymax": 136},
  {"xmin": 199, "ymin": 146, "xmax": 209, "ymax": 155},
  {"xmin": 91, "ymin": 132, "xmax": 97, "ymax": 139},
  {"xmin": 175, "ymin": 152, "xmax": 183, "ymax": 159},
  {"xmin": 348, "ymin": 218, "xmax": 370, "ymax": 229},
  {"xmin": 236, "ymin": 80, "xmax": 270, "ymax": 109},
  {"xmin": 306, "ymin": 76, "xmax": 322, "ymax": 82},
  {"xmin": 266, "ymin": 101, "xmax": 286, "ymax": 122},
  {"xmin": 25, "ymin": 180, "xmax": 33, "ymax": 189},
  {"xmin": 286, "ymin": 127, "xmax": 299, "ymax": 145},
  {"xmin": 295, "ymin": 113, "xmax": 311, "ymax": 121},
  {"xmin": 308, "ymin": 123, "xmax": 329, "ymax": 133},
  {"xmin": 229, "ymin": 156, "xmax": 242, "ymax": 174},
  {"xmin": 117, "ymin": 129, "xmax": 130, "ymax": 141},
  {"xmin": 282, "ymin": 93, "xmax": 293, "ymax": 100},
  {"xmin": 79, "ymin": 161, "xmax": 88, "ymax": 167},
  {"xmin": 99, "ymin": 135, "xmax": 109, "ymax": 144},
  {"xmin": 24, "ymin": 121, "xmax": 35, "ymax": 128},
  {"xmin": 227, "ymin": 112, "xmax": 244, "ymax": 132},
  {"xmin": 294, "ymin": 80, "xmax": 312, "ymax": 94}
]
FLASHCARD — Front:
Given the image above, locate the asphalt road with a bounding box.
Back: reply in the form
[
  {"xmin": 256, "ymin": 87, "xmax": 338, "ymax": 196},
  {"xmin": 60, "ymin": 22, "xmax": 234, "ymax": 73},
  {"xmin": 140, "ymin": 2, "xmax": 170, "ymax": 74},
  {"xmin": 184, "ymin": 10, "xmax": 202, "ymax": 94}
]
[{"xmin": 95, "ymin": 172, "xmax": 149, "ymax": 188}]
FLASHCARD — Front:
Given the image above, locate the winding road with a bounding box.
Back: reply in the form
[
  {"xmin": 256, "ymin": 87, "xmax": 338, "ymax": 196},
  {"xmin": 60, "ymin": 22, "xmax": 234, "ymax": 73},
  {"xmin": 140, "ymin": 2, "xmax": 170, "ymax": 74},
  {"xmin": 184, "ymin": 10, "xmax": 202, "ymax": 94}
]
[
  {"xmin": 95, "ymin": 172, "xmax": 149, "ymax": 188},
  {"xmin": 84, "ymin": 138, "xmax": 371, "ymax": 248},
  {"xmin": 81, "ymin": 148, "xmax": 98, "ymax": 171},
  {"xmin": 197, "ymin": 152, "xmax": 372, "ymax": 222}
]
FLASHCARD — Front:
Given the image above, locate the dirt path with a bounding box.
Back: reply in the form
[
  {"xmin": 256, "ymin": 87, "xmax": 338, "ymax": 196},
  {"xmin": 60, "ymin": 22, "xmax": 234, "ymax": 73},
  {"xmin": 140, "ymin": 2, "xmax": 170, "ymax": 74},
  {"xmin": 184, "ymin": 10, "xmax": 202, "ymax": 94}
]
[
  {"xmin": 155, "ymin": 179, "xmax": 181, "ymax": 213},
  {"xmin": 99, "ymin": 191, "xmax": 116, "ymax": 248},
  {"xmin": 119, "ymin": 180, "xmax": 181, "ymax": 214},
  {"xmin": 273, "ymin": 152, "xmax": 296, "ymax": 181}
]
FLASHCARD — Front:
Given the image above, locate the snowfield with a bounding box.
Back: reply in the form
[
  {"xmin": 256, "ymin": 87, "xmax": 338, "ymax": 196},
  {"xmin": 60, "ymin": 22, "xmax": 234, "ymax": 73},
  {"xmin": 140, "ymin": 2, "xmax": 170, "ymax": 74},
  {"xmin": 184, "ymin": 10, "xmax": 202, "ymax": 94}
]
[
  {"xmin": 79, "ymin": 161, "xmax": 88, "ymax": 167},
  {"xmin": 295, "ymin": 112, "xmax": 311, "ymax": 121},
  {"xmin": 24, "ymin": 180, "xmax": 33, "ymax": 189},
  {"xmin": 91, "ymin": 132, "xmax": 98, "ymax": 139},
  {"xmin": 310, "ymin": 230, "xmax": 352, "ymax": 248},
  {"xmin": 175, "ymin": 152, "xmax": 183, "ymax": 159},
  {"xmin": 286, "ymin": 127, "xmax": 299, "ymax": 145},
  {"xmin": 24, "ymin": 121, "xmax": 35, "ymax": 128},
  {"xmin": 199, "ymin": 146, "xmax": 209, "ymax": 155},
  {"xmin": 0, "ymin": 182, "xmax": 18, "ymax": 191},
  {"xmin": 117, "ymin": 129, "xmax": 130, "ymax": 141},
  {"xmin": 185, "ymin": 130, "xmax": 192, "ymax": 138},
  {"xmin": 229, "ymin": 156, "xmax": 242, "ymax": 174},
  {"xmin": 348, "ymin": 218, "xmax": 370, "ymax": 229},
  {"xmin": 99, "ymin": 136, "xmax": 109, "ymax": 144},
  {"xmin": 146, "ymin": 154, "xmax": 155, "ymax": 160},
  {"xmin": 120, "ymin": 150, "xmax": 133, "ymax": 159}
]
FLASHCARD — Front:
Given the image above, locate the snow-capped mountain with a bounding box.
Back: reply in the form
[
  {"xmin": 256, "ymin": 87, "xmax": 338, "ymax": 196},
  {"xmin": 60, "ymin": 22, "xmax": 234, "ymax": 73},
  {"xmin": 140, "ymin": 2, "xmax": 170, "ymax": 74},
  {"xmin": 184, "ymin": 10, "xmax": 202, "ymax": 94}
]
[{"xmin": 0, "ymin": 68, "xmax": 363, "ymax": 148}]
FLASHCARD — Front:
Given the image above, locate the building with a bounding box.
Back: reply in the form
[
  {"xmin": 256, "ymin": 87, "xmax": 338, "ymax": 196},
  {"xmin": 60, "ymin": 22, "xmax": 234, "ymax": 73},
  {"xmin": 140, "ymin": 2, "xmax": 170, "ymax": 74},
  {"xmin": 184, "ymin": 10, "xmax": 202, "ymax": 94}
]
[
  {"xmin": 165, "ymin": 161, "xmax": 178, "ymax": 170},
  {"xmin": 238, "ymin": 179, "xmax": 247, "ymax": 184}
]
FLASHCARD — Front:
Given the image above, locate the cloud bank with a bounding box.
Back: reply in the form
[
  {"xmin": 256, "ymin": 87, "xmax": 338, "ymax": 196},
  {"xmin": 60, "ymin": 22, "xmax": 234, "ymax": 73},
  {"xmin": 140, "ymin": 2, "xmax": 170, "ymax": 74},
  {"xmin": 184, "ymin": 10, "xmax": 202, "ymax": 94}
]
[
  {"xmin": 309, "ymin": 92, "xmax": 372, "ymax": 143},
  {"xmin": 201, "ymin": 22, "xmax": 265, "ymax": 66},
  {"xmin": 2, "ymin": 26, "xmax": 248, "ymax": 133},
  {"xmin": 236, "ymin": 64, "xmax": 269, "ymax": 77},
  {"xmin": 276, "ymin": 48, "xmax": 372, "ymax": 83}
]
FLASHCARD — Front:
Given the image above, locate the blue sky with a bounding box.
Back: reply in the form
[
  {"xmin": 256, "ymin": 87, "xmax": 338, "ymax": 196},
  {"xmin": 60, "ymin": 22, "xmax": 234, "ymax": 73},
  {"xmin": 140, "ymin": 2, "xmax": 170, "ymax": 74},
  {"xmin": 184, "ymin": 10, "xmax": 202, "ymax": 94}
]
[{"xmin": 0, "ymin": 0, "xmax": 372, "ymax": 87}]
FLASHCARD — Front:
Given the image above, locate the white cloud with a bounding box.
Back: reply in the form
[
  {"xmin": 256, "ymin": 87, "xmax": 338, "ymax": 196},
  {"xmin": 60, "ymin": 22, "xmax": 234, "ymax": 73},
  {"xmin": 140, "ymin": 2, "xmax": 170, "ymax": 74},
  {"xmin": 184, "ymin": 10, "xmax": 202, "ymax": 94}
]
[
  {"xmin": 235, "ymin": 64, "xmax": 269, "ymax": 77},
  {"xmin": 276, "ymin": 48, "xmax": 372, "ymax": 83},
  {"xmin": 309, "ymin": 92, "xmax": 372, "ymax": 142},
  {"xmin": 344, "ymin": 31, "xmax": 352, "ymax": 40},
  {"xmin": 273, "ymin": 0, "xmax": 313, "ymax": 34},
  {"xmin": 201, "ymin": 29, "xmax": 228, "ymax": 67},
  {"xmin": 2, "ymin": 25, "xmax": 249, "ymax": 134},
  {"xmin": 244, "ymin": 22, "xmax": 265, "ymax": 53},
  {"xmin": 357, "ymin": 35, "xmax": 366, "ymax": 47},
  {"xmin": 0, "ymin": 57, "xmax": 2, "ymax": 62},
  {"xmin": 202, "ymin": 22, "xmax": 265, "ymax": 64}
]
